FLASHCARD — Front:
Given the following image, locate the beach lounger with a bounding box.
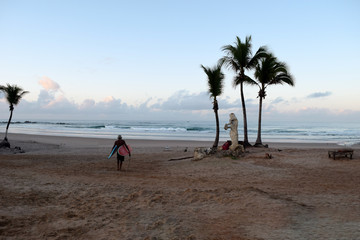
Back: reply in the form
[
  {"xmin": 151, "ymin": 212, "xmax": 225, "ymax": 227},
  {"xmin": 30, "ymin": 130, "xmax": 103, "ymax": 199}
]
[{"xmin": 328, "ymin": 149, "xmax": 354, "ymax": 160}]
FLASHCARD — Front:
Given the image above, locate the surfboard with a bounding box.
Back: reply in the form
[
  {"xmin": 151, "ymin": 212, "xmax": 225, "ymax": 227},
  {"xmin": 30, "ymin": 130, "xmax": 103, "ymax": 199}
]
[
  {"xmin": 118, "ymin": 144, "xmax": 132, "ymax": 156},
  {"xmin": 108, "ymin": 146, "xmax": 118, "ymax": 159}
]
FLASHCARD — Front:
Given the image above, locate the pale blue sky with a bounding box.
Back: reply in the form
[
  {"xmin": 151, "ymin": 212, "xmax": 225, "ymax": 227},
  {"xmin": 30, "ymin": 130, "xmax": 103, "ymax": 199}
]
[{"xmin": 0, "ymin": 0, "xmax": 359, "ymax": 122}]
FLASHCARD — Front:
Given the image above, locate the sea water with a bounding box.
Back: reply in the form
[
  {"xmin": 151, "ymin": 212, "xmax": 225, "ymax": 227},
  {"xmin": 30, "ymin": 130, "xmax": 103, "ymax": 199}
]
[{"xmin": 0, "ymin": 120, "xmax": 359, "ymax": 145}]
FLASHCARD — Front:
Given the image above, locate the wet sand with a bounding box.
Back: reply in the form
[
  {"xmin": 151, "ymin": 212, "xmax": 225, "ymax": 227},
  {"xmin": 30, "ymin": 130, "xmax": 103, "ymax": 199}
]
[{"xmin": 1, "ymin": 133, "xmax": 360, "ymax": 239}]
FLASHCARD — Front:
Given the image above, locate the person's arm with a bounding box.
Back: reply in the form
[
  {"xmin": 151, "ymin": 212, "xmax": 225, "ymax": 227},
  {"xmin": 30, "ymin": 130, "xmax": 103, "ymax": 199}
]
[
  {"xmin": 110, "ymin": 142, "xmax": 117, "ymax": 153},
  {"xmin": 124, "ymin": 143, "xmax": 131, "ymax": 156}
]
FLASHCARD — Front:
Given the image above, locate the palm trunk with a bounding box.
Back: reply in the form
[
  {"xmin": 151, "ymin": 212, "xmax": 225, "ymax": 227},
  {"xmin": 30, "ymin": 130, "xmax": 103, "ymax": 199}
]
[
  {"xmin": 213, "ymin": 99, "xmax": 220, "ymax": 149},
  {"xmin": 240, "ymin": 82, "xmax": 251, "ymax": 147},
  {"xmin": 255, "ymin": 95, "xmax": 263, "ymax": 146},
  {"xmin": 4, "ymin": 107, "xmax": 13, "ymax": 140}
]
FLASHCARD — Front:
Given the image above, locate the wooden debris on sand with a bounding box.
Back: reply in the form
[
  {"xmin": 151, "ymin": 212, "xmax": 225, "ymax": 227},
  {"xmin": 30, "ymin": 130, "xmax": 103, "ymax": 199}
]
[{"xmin": 328, "ymin": 148, "xmax": 354, "ymax": 160}]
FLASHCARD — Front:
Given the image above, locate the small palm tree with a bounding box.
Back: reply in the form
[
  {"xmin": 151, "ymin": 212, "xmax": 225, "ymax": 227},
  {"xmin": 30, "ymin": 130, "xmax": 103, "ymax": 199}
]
[
  {"xmin": 201, "ymin": 63, "xmax": 224, "ymax": 149},
  {"xmin": 0, "ymin": 84, "xmax": 29, "ymax": 142},
  {"xmin": 220, "ymin": 36, "xmax": 267, "ymax": 147},
  {"xmin": 254, "ymin": 54, "xmax": 294, "ymax": 146}
]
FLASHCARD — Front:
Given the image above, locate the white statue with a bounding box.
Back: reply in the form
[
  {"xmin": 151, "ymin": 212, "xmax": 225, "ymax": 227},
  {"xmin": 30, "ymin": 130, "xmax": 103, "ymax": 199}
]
[{"xmin": 224, "ymin": 113, "xmax": 239, "ymax": 151}]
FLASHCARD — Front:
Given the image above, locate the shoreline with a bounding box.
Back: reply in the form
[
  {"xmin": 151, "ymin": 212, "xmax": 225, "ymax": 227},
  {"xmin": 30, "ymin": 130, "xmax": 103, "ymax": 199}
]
[
  {"xmin": 1, "ymin": 132, "xmax": 359, "ymax": 158},
  {"xmin": 1, "ymin": 119, "xmax": 359, "ymax": 146}
]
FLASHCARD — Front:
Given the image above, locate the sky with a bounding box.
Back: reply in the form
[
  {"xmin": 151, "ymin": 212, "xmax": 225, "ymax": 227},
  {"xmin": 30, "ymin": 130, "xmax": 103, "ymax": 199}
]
[{"xmin": 0, "ymin": 0, "xmax": 359, "ymax": 123}]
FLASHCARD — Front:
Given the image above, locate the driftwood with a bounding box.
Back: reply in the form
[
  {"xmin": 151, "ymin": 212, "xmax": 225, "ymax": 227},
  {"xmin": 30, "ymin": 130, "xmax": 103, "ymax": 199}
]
[{"xmin": 168, "ymin": 156, "xmax": 193, "ymax": 161}]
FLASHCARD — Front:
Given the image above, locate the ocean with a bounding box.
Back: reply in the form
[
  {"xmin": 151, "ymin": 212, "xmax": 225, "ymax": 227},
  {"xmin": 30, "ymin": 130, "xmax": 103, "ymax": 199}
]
[{"xmin": 1, "ymin": 119, "xmax": 359, "ymax": 146}]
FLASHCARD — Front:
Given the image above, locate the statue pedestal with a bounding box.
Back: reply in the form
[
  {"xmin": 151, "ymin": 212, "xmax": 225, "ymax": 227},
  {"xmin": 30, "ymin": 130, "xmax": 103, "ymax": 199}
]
[
  {"xmin": 216, "ymin": 145, "xmax": 245, "ymax": 158},
  {"xmin": 229, "ymin": 142, "xmax": 239, "ymax": 151}
]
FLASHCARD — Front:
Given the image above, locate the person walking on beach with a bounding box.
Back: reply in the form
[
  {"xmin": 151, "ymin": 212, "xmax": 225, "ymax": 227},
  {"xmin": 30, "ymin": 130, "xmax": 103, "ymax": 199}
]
[{"xmin": 111, "ymin": 135, "xmax": 131, "ymax": 171}]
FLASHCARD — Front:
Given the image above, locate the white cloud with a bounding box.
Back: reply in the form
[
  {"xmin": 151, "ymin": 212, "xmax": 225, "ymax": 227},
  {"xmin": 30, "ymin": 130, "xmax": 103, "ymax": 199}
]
[
  {"xmin": 35, "ymin": 77, "xmax": 72, "ymax": 110},
  {"xmin": 1, "ymin": 85, "xmax": 359, "ymax": 123},
  {"xmin": 38, "ymin": 76, "xmax": 60, "ymax": 91},
  {"xmin": 151, "ymin": 90, "xmax": 209, "ymax": 111},
  {"xmin": 103, "ymin": 96, "xmax": 115, "ymax": 103},
  {"xmin": 80, "ymin": 99, "xmax": 96, "ymax": 109},
  {"xmin": 151, "ymin": 90, "xmax": 241, "ymax": 112}
]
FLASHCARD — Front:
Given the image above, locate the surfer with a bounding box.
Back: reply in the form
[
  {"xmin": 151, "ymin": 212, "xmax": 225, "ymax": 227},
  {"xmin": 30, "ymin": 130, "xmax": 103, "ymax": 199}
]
[{"xmin": 111, "ymin": 135, "xmax": 131, "ymax": 171}]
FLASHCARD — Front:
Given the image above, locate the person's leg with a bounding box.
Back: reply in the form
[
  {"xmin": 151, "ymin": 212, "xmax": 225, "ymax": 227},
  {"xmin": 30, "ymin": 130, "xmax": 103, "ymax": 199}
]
[
  {"xmin": 119, "ymin": 155, "xmax": 125, "ymax": 170},
  {"xmin": 117, "ymin": 154, "xmax": 125, "ymax": 171},
  {"xmin": 119, "ymin": 160, "xmax": 123, "ymax": 171}
]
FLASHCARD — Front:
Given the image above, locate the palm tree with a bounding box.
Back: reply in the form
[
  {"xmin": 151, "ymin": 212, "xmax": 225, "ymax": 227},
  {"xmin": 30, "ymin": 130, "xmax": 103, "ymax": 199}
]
[
  {"xmin": 0, "ymin": 84, "xmax": 29, "ymax": 143},
  {"xmin": 220, "ymin": 36, "xmax": 267, "ymax": 147},
  {"xmin": 253, "ymin": 54, "xmax": 294, "ymax": 146},
  {"xmin": 201, "ymin": 63, "xmax": 224, "ymax": 149}
]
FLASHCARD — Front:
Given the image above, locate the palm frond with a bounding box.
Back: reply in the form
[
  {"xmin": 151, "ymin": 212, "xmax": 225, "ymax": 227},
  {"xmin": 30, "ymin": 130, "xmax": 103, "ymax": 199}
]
[
  {"xmin": 219, "ymin": 56, "xmax": 239, "ymax": 72},
  {"xmin": 254, "ymin": 54, "xmax": 295, "ymax": 90},
  {"xmin": 244, "ymin": 75, "xmax": 258, "ymax": 85},
  {"xmin": 221, "ymin": 35, "xmax": 267, "ymax": 81},
  {"xmin": 0, "ymin": 83, "xmax": 29, "ymax": 106},
  {"xmin": 201, "ymin": 64, "xmax": 225, "ymax": 98},
  {"xmin": 269, "ymin": 73, "xmax": 295, "ymax": 86},
  {"xmin": 247, "ymin": 46, "xmax": 268, "ymax": 69},
  {"xmin": 232, "ymin": 74, "xmax": 257, "ymax": 88}
]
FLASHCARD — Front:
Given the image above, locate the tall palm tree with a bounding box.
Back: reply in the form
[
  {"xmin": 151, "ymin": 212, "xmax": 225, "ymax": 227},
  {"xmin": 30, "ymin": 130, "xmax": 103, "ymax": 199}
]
[
  {"xmin": 254, "ymin": 54, "xmax": 294, "ymax": 146},
  {"xmin": 0, "ymin": 84, "xmax": 29, "ymax": 142},
  {"xmin": 220, "ymin": 36, "xmax": 267, "ymax": 147},
  {"xmin": 201, "ymin": 63, "xmax": 224, "ymax": 149}
]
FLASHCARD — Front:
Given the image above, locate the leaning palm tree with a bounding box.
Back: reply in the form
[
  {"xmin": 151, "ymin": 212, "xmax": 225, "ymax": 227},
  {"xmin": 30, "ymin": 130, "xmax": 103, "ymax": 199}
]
[
  {"xmin": 253, "ymin": 54, "xmax": 294, "ymax": 146},
  {"xmin": 0, "ymin": 84, "xmax": 29, "ymax": 143},
  {"xmin": 220, "ymin": 36, "xmax": 267, "ymax": 147},
  {"xmin": 201, "ymin": 63, "xmax": 224, "ymax": 149}
]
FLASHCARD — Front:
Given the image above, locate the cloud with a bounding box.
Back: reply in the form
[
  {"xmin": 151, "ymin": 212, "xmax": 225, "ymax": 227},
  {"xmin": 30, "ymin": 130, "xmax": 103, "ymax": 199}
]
[
  {"xmin": 152, "ymin": 90, "xmax": 209, "ymax": 111},
  {"xmin": 80, "ymin": 99, "xmax": 96, "ymax": 109},
  {"xmin": 38, "ymin": 76, "xmax": 60, "ymax": 91},
  {"xmin": 0, "ymin": 88, "xmax": 241, "ymax": 121},
  {"xmin": 0, "ymin": 76, "xmax": 137, "ymax": 120},
  {"xmin": 103, "ymin": 96, "xmax": 115, "ymax": 103},
  {"xmin": 3, "ymin": 84, "xmax": 359, "ymax": 122},
  {"xmin": 271, "ymin": 97, "xmax": 285, "ymax": 104},
  {"xmin": 37, "ymin": 78, "xmax": 66, "ymax": 108},
  {"xmin": 151, "ymin": 90, "xmax": 240, "ymax": 111},
  {"xmin": 307, "ymin": 91, "xmax": 332, "ymax": 99}
]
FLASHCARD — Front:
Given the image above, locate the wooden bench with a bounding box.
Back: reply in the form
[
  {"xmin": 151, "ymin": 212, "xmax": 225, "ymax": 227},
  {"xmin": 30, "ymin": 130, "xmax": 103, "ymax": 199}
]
[{"xmin": 328, "ymin": 149, "xmax": 354, "ymax": 160}]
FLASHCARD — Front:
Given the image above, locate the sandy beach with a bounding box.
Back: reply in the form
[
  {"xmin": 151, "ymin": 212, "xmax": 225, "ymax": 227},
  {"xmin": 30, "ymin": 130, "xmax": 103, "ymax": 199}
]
[{"xmin": 1, "ymin": 133, "xmax": 360, "ymax": 239}]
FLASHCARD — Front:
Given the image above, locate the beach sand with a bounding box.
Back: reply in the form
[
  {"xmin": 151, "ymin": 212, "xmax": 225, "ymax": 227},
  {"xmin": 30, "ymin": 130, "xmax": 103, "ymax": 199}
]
[{"xmin": 1, "ymin": 133, "xmax": 360, "ymax": 240}]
